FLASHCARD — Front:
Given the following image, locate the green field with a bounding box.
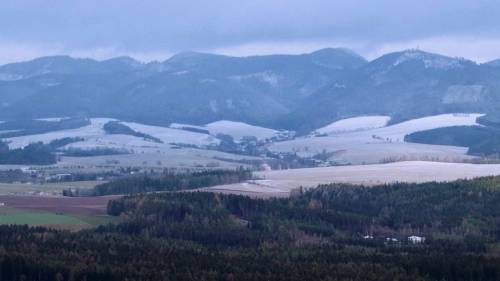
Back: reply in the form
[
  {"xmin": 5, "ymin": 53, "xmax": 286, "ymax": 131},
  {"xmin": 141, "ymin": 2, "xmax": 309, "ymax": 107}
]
[{"xmin": 0, "ymin": 207, "xmax": 117, "ymax": 229}]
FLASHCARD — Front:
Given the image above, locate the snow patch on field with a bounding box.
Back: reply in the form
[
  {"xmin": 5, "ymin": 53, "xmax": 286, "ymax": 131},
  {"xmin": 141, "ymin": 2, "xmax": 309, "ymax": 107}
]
[
  {"xmin": 63, "ymin": 134, "xmax": 156, "ymax": 151},
  {"xmin": 270, "ymin": 113, "xmax": 484, "ymax": 164},
  {"xmin": 169, "ymin": 123, "xmax": 207, "ymax": 131},
  {"xmin": 122, "ymin": 122, "xmax": 219, "ymax": 146},
  {"xmin": 35, "ymin": 117, "xmax": 70, "ymax": 122},
  {"xmin": 316, "ymin": 116, "xmax": 391, "ymax": 135},
  {"xmin": 205, "ymin": 120, "xmax": 280, "ymax": 142},
  {"xmin": 207, "ymin": 161, "xmax": 500, "ymax": 196},
  {"xmin": 5, "ymin": 118, "xmax": 114, "ymax": 149},
  {"xmin": 3, "ymin": 118, "xmax": 222, "ymax": 150},
  {"xmin": 370, "ymin": 113, "xmax": 484, "ymax": 142},
  {"xmin": 171, "ymin": 120, "xmax": 285, "ymax": 142}
]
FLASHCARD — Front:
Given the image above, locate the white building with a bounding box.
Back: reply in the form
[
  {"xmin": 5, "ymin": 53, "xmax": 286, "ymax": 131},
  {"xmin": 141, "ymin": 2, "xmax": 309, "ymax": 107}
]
[{"xmin": 408, "ymin": 235, "xmax": 426, "ymax": 244}]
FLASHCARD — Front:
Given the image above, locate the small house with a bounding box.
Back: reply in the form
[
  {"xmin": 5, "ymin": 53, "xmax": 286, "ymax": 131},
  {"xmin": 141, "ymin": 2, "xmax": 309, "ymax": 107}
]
[{"xmin": 408, "ymin": 235, "xmax": 425, "ymax": 244}]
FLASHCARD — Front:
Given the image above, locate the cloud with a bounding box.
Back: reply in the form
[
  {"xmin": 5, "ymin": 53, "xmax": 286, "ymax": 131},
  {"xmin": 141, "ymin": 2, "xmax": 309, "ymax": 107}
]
[{"xmin": 1, "ymin": 1, "xmax": 500, "ymax": 63}]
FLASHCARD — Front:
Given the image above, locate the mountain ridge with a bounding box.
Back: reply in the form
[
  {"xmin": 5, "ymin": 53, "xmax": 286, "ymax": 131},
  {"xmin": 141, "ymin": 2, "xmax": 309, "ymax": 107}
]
[{"xmin": 1, "ymin": 48, "xmax": 499, "ymax": 133}]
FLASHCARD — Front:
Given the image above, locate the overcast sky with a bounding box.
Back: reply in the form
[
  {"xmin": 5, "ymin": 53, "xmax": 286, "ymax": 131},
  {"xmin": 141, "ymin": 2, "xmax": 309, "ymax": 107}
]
[{"xmin": 1, "ymin": 0, "xmax": 500, "ymax": 64}]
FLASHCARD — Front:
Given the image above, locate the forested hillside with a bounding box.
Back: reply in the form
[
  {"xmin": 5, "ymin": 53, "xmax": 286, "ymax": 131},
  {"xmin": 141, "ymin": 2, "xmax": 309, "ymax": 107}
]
[
  {"xmin": 2, "ymin": 49, "xmax": 500, "ymax": 132},
  {"xmin": 3, "ymin": 176, "xmax": 500, "ymax": 280}
]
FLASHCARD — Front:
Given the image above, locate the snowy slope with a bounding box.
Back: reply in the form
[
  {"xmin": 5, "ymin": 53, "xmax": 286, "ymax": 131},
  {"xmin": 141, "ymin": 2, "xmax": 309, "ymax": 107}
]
[
  {"xmin": 204, "ymin": 120, "xmax": 280, "ymax": 142},
  {"xmin": 35, "ymin": 117, "xmax": 70, "ymax": 122},
  {"xmin": 370, "ymin": 113, "xmax": 484, "ymax": 142},
  {"xmin": 269, "ymin": 113, "xmax": 485, "ymax": 164},
  {"xmin": 169, "ymin": 123, "xmax": 207, "ymax": 131},
  {"xmin": 171, "ymin": 120, "xmax": 282, "ymax": 142},
  {"xmin": 5, "ymin": 118, "xmax": 114, "ymax": 149},
  {"xmin": 123, "ymin": 122, "xmax": 219, "ymax": 146},
  {"xmin": 316, "ymin": 116, "xmax": 391, "ymax": 135}
]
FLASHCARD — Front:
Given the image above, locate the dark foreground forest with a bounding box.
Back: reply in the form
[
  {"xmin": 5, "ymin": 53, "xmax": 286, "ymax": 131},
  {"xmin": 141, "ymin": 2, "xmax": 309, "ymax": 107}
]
[{"xmin": 3, "ymin": 176, "xmax": 500, "ymax": 280}]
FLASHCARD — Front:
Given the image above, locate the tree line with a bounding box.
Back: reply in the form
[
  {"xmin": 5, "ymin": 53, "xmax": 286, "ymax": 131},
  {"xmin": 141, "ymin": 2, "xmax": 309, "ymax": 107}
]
[
  {"xmin": 79, "ymin": 169, "xmax": 254, "ymax": 196},
  {"xmin": 3, "ymin": 176, "xmax": 500, "ymax": 280}
]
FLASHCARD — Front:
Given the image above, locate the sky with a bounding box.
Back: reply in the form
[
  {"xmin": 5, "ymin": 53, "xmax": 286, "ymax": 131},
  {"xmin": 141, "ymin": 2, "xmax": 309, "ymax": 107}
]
[{"xmin": 1, "ymin": 0, "xmax": 500, "ymax": 64}]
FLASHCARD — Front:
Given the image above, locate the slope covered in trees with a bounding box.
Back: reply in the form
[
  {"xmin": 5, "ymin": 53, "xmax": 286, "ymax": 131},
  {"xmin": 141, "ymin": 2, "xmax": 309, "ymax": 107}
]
[
  {"xmin": 405, "ymin": 125, "xmax": 500, "ymax": 156},
  {"xmin": 91, "ymin": 169, "xmax": 253, "ymax": 196},
  {"xmin": 0, "ymin": 141, "xmax": 56, "ymax": 165},
  {"xmin": 3, "ymin": 176, "xmax": 500, "ymax": 279}
]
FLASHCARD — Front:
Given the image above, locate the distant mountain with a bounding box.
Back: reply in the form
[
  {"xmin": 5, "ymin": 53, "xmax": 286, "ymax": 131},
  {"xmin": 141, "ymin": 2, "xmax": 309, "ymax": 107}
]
[
  {"xmin": 279, "ymin": 50, "xmax": 500, "ymax": 132},
  {"xmin": 0, "ymin": 56, "xmax": 145, "ymax": 80},
  {"xmin": 2, "ymin": 48, "xmax": 500, "ymax": 133},
  {"xmin": 0, "ymin": 48, "xmax": 367, "ymax": 126}
]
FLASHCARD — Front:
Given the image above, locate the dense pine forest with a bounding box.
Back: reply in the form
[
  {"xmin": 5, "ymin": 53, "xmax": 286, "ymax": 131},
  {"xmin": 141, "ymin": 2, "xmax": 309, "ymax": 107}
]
[
  {"xmin": 0, "ymin": 141, "xmax": 56, "ymax": 165},
  {"xmin": 4, "ymin": 176, "xmax": 500, "ymax": 280},
  {"xmin": 88, "ymin": 169, "xmax": 253, "ymax": 196}
]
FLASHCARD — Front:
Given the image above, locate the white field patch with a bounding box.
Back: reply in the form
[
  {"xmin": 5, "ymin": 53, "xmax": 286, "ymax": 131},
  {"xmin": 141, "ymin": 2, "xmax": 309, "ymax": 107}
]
[
  {"xmin": 63, "ymin": 134, "xmax": 158, "ymax": 151},
  {"xmin": 35, "ymin": 117, "xmax": 70, "ymax": 122},
  {"xmin": 122, "ymin": 122, "xmax": 219, "ymax": 146},
  {"xmin": 369, "ymin": 113, "xmax": 484, "ymax": 142},
  {"xmin": 4, "ymin": 118, "xmax": 115, "ymax": 149},
  {"xmin": 206, "ymin": 161, "xmax": 500, "ymax": 196},
  {"xmin": 205, "ymin": 120, "xmax": 280, "ymax": 142},
  {"xmin": 3, "ymin": 118, "xmax": 220, "ymax": 150},
  {"xmin": 171, "ymin": 120, "xmax": 282, "ymax": 142},
  {"xmin": 170, "ymin": 123, "xmax": 207, "ymax": 131},
  {"xmin": 269, "ymin": 113, "xmax": 484, "ymax": 164},
  {"xmin": 58, "ymin": 146, "xmax": 260, "ymax": 170},
  {"xmin": 2, "ymin": 117, "xmax": 259, "ymax": 170},
  {"xmin": 316, "ymin": 116, "xmax": 391, "ymax": 135}
]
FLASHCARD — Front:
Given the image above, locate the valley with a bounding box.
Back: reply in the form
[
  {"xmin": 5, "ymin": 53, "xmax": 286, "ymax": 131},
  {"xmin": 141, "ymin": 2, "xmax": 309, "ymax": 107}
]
[
  {"xmin": 5, "ymin": 2, "xmax": 500, "ymax": 280},
  {"xmin": 1, "ymin": 49, "xmax": 500, "ymax": 245}
]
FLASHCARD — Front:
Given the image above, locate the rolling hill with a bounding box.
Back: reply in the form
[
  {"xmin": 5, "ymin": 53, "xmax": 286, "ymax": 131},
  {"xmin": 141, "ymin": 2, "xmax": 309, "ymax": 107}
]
[
  {"xmin": 1, "ymin": 48, "xmax": 500, "ymax": 135},
  {"xmin": 0, "ymin": 48, "xmax": 366, "ymax": 127}
]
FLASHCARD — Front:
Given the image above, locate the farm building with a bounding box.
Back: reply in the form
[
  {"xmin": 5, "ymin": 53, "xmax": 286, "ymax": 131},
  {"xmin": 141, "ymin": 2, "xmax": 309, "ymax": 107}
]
[{"xmin": 408, "ymin": 236, "xmax": 426, "ymax": 244}]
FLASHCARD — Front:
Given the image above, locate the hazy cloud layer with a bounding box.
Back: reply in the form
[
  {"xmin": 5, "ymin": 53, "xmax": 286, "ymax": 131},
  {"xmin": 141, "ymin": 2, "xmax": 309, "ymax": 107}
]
[{"xmin": 1, "ymin": 0, "xmax": 500, "ymax": 63}]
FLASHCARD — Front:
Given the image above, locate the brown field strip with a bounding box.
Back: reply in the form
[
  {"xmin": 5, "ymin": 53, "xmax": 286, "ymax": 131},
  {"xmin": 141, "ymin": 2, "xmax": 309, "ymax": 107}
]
[{"xmin": 0, "ymin": 195, "xmax": 123, "ymax": 216}]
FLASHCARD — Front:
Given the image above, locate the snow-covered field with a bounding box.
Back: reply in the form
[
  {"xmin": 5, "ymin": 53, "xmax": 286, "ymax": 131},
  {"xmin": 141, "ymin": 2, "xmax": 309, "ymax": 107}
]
[
  {"xmin": 35, "ymin": 117, "xmax": 70, "ymax": 122},
  {"xmin": 3, "ymin": 118, "xmax": 220, "ymax": 150},
  {"xmin": 171, "ymin": 120, "xmax": 284, "ymax": 142},
  {"xmin": 5, "ymin": 118, "xmax": 114, "ymax": 149},
  {"xmin": 1, "ymin": 118, "xmax": 262, "ymax": 170},
  {"xmin": 205, "ymin": 120, "xmax": 280, "ymax": 142},
  {"xmin": 205, "ymin": 161, "xmax": 500, "ymax": 196},
  {"xmin": 269, "ymin": 113, "xmax": 484, "ymax": 164},
  {"xmin": 58, "ymin": 146, "xmax": 259, "ymax": 170},
  {"xmin": 123, "ymin": 122, "xmax": 219, "ymax": 146},
  {"xmin": 368, "ymin": 113, "xmax": 483, "ymax": 142},
  {"xmin": 0, "ymin": 113, "xmax": 490, "ymax": 170},
  {"xmin": 315, "ymin": 116, "xmax": 391, "ymax": 135}
]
